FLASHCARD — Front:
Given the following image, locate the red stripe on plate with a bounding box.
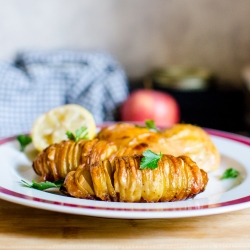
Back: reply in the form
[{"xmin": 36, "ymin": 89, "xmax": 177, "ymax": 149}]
[{"xmin": 0, "ymin": 185, "xmax": 250, "ymax": 212}]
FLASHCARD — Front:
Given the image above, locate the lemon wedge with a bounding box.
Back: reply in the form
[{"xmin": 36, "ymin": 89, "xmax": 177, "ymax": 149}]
[{"xmin": 31, "ymin": 104, "xmax": 96, "ymax": 151}]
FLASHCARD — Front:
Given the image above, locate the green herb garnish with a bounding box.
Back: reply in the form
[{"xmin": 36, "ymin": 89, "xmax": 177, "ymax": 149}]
[
  {"xmin": 66, "ymin": 126, "xmax": 89, "ymax": 142},
  {"xmin": 17, "ymin": 135, "xmax": 32, "ymax": 152},
  {"xmin": 145, "ymin": 120, "xmax": 158, "ymax": 131},
  {"xmin": 136, "ymin": 119, "xmax": 159, "ymax": 132},
  {"xmin": 21, "ymin": 179, "xmax": 64, "ymax": 191},
  {"xmin": 220, "ymin": 168, "xmax": 240, "ymax": 180},
  {"xmin": 140, "ymin": 149, "xmax": 162, "ymax": 170}
]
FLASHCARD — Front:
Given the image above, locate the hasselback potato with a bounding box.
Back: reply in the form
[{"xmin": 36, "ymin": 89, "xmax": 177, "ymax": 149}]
[
  {"xmin": 32, "ymin": 139, "xmax": 117, "ymax": 181},
  {"xmin": 32, "ymin": 136, "xmax": 143, "ymax": 182},
  {"xmin": 62, "ymin": 154, "xmax": 208, "ymax": 202}
]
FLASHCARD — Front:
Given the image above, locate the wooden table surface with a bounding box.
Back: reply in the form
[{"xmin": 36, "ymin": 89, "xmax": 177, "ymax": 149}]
[{"xmin": 0, "ymin": 198, "xmax": 250, "ymax": 250}]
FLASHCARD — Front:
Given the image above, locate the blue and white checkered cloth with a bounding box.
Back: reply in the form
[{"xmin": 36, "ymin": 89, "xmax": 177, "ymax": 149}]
[{"xmin": 0, "ymin": 50, "xmax": 129, "ymax": 138}]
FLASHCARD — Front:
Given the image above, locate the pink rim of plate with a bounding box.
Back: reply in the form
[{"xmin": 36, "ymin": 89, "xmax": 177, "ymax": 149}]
[{"xmin": 0, "ymin": 127, "xmax": 250, "ymax": 213}]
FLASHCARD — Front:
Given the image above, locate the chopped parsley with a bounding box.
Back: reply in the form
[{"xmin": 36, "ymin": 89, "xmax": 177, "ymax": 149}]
[
  {"xmin": 66, "ymin": 126, "xmax": 89, "ymax": 142},
  {"xmin": 220, "ymin": 168, "xmax": 240, "ymax": 180},
  {"xmin": 140, "ymin": 149, "xmax": 162, "ymax": 170},
  {"xmin": 17, "ymin": 135, "xmax": 32, "ymax": 152},
  {"xmin": 136, "ymin": 119, "xmax": 159, "ymax": 132},
  {"xmin": 21, "ymin": 179, "xmax": 64, "ymax": 191}
]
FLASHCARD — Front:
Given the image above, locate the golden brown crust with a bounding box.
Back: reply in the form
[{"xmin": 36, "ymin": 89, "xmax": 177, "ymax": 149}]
[
  {"xmin": 63, "ymin": 154, "xmax": 208, "ymax": 202},
  {"xmin": 97, "ymin": 123, "xmax": 165, "ymax": 153},
  {"xmin": 97, "ymin": 123, "xmax": 220, "ymax": 173},
  {"xmin": 162, "ymin": 124, "xmax": 220, "ymax": 173}
]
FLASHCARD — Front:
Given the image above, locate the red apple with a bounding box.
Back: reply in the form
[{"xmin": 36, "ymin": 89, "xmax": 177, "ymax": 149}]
[{"xmin": 121, "ymin": 89, "xmax": 180, "ymax": 127}]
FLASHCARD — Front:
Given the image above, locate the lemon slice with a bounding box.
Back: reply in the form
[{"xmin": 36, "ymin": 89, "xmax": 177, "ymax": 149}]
[{"xmin": 31, "ymin": 104, "xmax": 96, "ymax": 151}]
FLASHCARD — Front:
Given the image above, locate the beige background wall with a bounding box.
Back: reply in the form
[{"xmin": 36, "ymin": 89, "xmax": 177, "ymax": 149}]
[{"xmin": 0, "ymin": 0, "xmax": 250, "ymax": 86}]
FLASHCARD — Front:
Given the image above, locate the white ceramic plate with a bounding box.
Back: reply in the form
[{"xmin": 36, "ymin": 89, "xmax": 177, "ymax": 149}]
[{"xmin": 0, "ymin": 128, "xmax": 249, "ymax": 219}]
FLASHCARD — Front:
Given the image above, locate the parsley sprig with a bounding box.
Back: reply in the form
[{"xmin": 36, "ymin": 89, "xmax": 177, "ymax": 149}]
[
  {"xmin": 21, "ymin": 179, "xmax": 64, "ymax": 191},
  {"xmin": 220, "ymin": 168, "xmax": 240, "ymax": 180},
  {"xmin": 136, "ymin": 120, "xmax": 159, "ymax": 132},
  {"xmin": 140, "ymin": 149, "xmax": 162, "ymax": 170},
  {"xmin": 17, "ymin": 135, "xmax": 32, "ymax": 152},
  {"xmin": 145, "ymin": 120, "xmax": 158, "ymax": 131},
  {"xmin": 66, "ymin": 126, "xmax": 89, "ymax": 142}
]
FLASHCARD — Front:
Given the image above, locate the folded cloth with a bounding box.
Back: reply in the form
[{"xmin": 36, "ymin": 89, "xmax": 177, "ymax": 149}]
[{"xmin": 0, "ymin": 50, "xmax": 128, "ymax": 138}]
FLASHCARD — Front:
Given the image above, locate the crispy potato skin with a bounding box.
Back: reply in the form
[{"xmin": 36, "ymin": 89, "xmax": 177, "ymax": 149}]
[{"xmin": 63, "ymin": 154, "xmax": 208, "ymax": 202}]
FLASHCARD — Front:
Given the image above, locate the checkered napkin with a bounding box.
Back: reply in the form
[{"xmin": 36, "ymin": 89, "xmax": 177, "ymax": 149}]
[{"xmin": 0, "ymin": 50, "xmax": 128, "ymax": 138}]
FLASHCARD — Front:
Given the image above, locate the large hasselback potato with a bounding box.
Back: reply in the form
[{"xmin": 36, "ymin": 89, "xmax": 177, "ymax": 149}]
[{"xmin": 62, "ymin": 154, "xmax": 208, "ymax": 202}]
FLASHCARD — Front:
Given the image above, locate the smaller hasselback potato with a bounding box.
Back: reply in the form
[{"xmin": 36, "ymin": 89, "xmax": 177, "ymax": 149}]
[{"xmin": 32, "ymin": 139, "xmax": 117, "ymax": 181}]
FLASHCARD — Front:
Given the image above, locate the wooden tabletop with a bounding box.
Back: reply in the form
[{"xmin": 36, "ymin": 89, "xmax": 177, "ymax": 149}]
[{"xmin": 0, "ymin": 199, "xmax": 250, "ymax": 250}]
